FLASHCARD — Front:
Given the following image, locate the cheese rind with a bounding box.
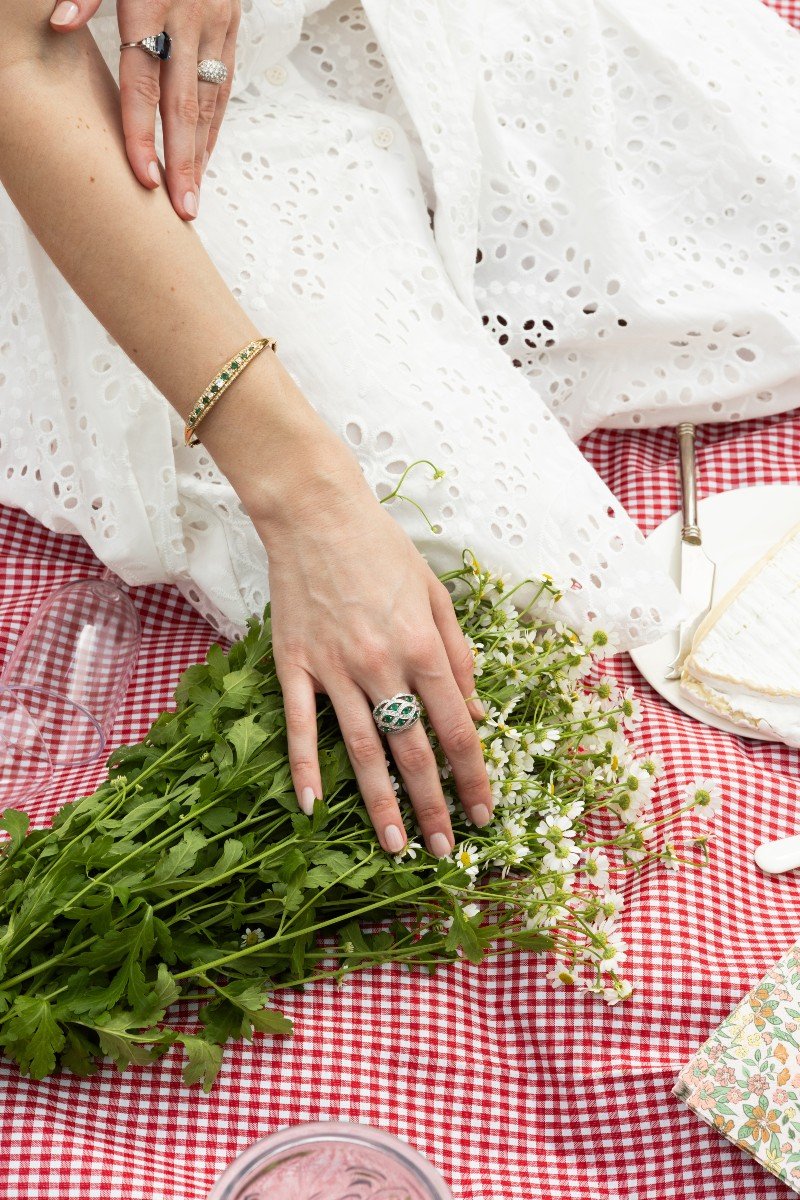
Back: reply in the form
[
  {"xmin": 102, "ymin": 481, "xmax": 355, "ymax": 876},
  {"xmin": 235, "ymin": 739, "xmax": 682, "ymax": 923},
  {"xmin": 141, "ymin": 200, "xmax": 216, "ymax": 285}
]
[{"xmin": 679, "ymin": 518, "xmax": 800, "ymax": 746}]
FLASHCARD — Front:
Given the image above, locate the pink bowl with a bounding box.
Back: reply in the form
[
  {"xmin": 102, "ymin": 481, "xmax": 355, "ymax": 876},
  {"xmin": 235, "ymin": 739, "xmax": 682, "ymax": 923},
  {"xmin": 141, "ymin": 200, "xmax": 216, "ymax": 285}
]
[{"xmin": 207, "ymin": 1121, "xmax": 454, "ymax": 1200}]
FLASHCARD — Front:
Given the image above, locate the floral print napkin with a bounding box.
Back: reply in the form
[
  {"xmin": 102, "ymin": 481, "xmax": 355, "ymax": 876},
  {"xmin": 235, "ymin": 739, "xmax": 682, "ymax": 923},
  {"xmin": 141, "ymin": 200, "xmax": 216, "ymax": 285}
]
[{"xmin": 674, "ymin": 944, "xmax": 800, "ymax": 1192}]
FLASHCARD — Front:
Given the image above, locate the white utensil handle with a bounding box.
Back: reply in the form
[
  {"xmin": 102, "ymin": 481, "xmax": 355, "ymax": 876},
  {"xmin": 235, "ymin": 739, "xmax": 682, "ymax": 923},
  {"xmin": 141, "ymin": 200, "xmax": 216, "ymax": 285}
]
[
  {"xmin": 754, "ymin": 834, "xmax": 800, "ymax": 874},
  {"xmin": 677, "ymin": 422, "xmax": 701, "ymax": 544}
]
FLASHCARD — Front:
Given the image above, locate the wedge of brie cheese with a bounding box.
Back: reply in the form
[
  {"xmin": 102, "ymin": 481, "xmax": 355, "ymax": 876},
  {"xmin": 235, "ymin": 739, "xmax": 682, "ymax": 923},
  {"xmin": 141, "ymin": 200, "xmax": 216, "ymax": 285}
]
[{"xmin": 679, "ymin": 518, "xmax": 800, "ymax": 747}]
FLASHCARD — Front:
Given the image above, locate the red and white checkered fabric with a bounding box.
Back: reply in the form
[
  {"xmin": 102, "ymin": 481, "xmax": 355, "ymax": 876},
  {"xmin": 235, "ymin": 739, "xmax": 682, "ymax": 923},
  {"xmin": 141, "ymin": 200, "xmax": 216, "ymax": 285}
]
[
  {"xmin": 2, "ymin": 2, "xmax": 799, "ymax": 1194},
  {"xmin": 3, "ymin": 407, "xmax": 800, "ymax": 1200}
]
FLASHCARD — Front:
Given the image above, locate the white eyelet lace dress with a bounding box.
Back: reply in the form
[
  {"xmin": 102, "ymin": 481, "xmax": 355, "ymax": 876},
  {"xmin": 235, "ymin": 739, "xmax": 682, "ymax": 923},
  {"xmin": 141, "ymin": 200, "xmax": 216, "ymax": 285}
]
[{"xmin": 1, "ymin": 0, "xmax": 798, "ymax": 649}]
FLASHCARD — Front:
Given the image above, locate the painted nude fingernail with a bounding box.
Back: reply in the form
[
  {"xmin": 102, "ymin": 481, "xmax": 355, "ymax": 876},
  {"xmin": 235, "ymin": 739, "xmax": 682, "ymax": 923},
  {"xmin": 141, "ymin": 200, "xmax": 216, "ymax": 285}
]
[
  {"xmin": 384, "ymin": 824, "xmax": 405, "ymax": 853},
  {"xmin": 471, "ymin": 804, "xmax": 491, "ymax": 828},
  {"xmin": 299, "ymin": 786, "xmax": 315, "ymax": 815},
  {"xmin": 468, "ymin": 697, "xmax": 486, "ymax": 720},
  {"xmin": 202, "ymin": 151, "xmax": 210, "ymax": 173},
  {"xmin": 147, "ymin": 161, "xmax": 161, "ymax": 186},
  {"xmin": 430, "ymin": 832, "xmax": 451, "ymax": 859},
  {"xmin": 184, "ymin": 190, "xmax": 198, "ymax": 217},
  {"xmin": 51, "ymin": 2, "xmax": 79, "ymax": 26}
]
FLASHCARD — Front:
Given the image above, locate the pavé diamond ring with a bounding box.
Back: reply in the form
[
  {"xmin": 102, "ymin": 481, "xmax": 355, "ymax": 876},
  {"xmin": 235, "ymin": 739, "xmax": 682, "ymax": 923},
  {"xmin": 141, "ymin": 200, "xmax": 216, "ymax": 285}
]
[
  {"xmin": 372, "ymin": 692, "xmax": 423, "ymax": 735},
  {"xmin": 197, "ymin": 59, "xmax": 229, "ymax": 85},
  {"xmin": 119, "ymin": 32, "xmax": 172, "ymax": 61}
]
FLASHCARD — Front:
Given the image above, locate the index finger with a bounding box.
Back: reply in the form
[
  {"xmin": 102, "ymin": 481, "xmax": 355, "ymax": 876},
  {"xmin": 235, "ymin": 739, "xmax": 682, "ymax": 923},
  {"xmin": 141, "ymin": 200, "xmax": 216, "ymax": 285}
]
[{"xmin": 118, "ymin": 37, "xmax": 164, "ymax": 190}]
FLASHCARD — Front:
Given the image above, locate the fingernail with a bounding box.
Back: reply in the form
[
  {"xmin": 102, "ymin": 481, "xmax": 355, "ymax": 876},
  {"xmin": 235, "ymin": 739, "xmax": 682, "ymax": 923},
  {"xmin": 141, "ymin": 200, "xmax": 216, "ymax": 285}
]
[
  {"xmin": 468, "ymin": 697, "xmax": 486, "ymax": 720},
  {"xmin": 51, "ymin": 2, "xmax": 79, "ymax": 25},
  {"xmin": 147, "ymin": 161, "xmax": 161, "ymax": 186},
  {"xmin": 430, "ymin": 832, "xmax": 451, "ymax": 859},
  {"xmin": 470, "ymin": 803, "xmax": 491, "ymax": 828},
  {"xmin": 202, "ymin": 151, "xmax": 209, "ymax": 173},
  {"xmin": 384, "ymin": 824, "xmax": 405, "ymax": 853},
  {"xmin": 184, "ymin": 190, "xmax": 198, "ymax": 218},
  {"xmin": 299, "ymin": 786, "xmax": 315, "ymax": 815}
]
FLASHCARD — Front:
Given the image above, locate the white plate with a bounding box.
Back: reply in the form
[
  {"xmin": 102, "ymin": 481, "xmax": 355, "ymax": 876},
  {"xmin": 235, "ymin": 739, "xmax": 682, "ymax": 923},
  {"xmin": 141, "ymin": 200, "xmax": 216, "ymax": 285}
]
[{"xmin": 628, "ymin": 484, "xmax": 800, "ymax": 742}]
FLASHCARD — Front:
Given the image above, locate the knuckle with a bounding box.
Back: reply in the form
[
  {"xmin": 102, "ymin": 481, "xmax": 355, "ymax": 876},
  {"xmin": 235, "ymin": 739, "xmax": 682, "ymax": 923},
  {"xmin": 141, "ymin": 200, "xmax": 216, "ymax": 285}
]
[
  {"xmin": 289, "ymin": 752, "xmax": 316, "ymax": 773},
  {"xmin": 455, "ymin": 640, "xmax": 476, "ymax": 678},
  {"xmin": 365, "ymin": 793, "xmax": 398, "ymax": 821},
  {"xmin": 405, "ymin": 630, "xmax": 439, "ymax": 671},
  {"xmin": 344, "ymin": 730, "xmax": 383, "ymax": 768},
  {"xmin": 275, "ymin": 636, "xmax": 307, "ymax": 668},
  {"xmin": 173, "ymin": 156, "xmax": 200, "ymax": 180},
  {"xmin": 393, "ymin": 738, "xmax": 433, "ymax": 774},
  {"xmin": 284, "ymin": 707, "xmax": 310, "ymax": 739},
  {"xmin": 358, "ymin": 635, "xmax": 391, "ymax": 675},
  {"xmin": 216, "ymin": 79, "xmax": 233, "ymax": 105},
  {"xmin": 197, "ymin": 93, "xmax": 218, "ymax": 125},
  {"xmin": 172, "ymin": 93, "xmax": 201, "ymax": 124},
  {"xmin": 434, "ymin": 578, "xmax": 455, "ymax": 606},
  {"xmin": 213, "ymin": 0, "xmax": 233, "ymax": 24},
  {"xmin": 459, "ymin": 775, "xmax": 491, "ymax": 805},
  {"xmin": 125, "ymin": 129, "xmax": 157, "ymax": 154},
  {"xmin": 413, "ymin": 800, "xmax": 448, "ymax": 827},
  {"xmin": 123, "ymin": 73, "xmax": 161, "ymax": 109},
  {"xmin": 442, "ymin": 720, "xmax": 477, "ymax": 756},
  {"xmin": 141, "ymin": 0, "xmax": 168, "ymax": 20}
]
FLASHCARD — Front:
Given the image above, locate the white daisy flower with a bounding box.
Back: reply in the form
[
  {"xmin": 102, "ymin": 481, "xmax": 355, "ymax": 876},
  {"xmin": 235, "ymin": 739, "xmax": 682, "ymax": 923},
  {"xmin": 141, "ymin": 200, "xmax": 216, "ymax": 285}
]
[
  {"xmin": 582, "ymin": 849, "xmax": 611, "ymax": 890},
  {"xmin": 623, "ymin": 845, "xmax": 648, "ymax": 864},
  {"xmin": 662, "ymin": 842, "xmax": 682, "ymax": 870},
  {"xmin": 639, "ymin": 750, "xmax": 665, "ymax": 779},
  {"xmin": 684, "ymin": 778, "xmax": 724, "ymax": 821},
  {"xmin": 525, "ymin": 730, "xmax": 559, "ymax": 756},
  {"xmin": 452, "ymin": 841, "xmax": 481, "ymax": 881},
  {"xmin": 590, "ymin": 978, "xmax": 634, "ymax": 1005},
  {"xmin": 393, "ymin": 839, "xmax": 422, "ymax": 863},
  {"xmin": 240, "ymin": 927, "xmax": 265, "ymax": 948},
  {"xmin": 547, "ymin": 960, "xmax": 577, "ymax": 988},
  {"xmin": 499, "ymin": 813, "xmax": 528, "ymax": 841},
  {"xmin": 562, "ymin": 798, "xmax": 586, "ymax": 823},
  {"xmin": 597, "ymin": 890, "xmax": 625, "ymax": 918},
  {"xmin": 591, "ymin": 926, "xmax": 627, "ymax": 967},
  {"xmin": 542, "ymin": 842, "xmax": 581, "ymax": 872},
  {"xmin": 590, "ymin": 629, "xmax": 620, "ymax": 660},
  {"xmin": 536, "ymin": 813, "xmax": 575, "ymax": 845},
  {"xmin": 620, "ymin": 687, "xmax": 643, "ymax": 729}
]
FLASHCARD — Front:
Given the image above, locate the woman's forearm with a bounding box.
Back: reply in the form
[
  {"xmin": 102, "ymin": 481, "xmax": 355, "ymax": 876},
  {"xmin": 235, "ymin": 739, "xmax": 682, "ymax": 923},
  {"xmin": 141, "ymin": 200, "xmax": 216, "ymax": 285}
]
[{"xmin": 0, "ymin": 16, "xmax": 333, "ymax": 522}]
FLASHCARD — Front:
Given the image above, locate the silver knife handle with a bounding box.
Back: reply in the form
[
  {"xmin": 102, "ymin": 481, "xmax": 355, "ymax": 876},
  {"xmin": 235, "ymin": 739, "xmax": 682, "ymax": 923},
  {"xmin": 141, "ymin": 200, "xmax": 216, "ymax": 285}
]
[{"xmin": 677, "ymin": 421, "xmax": 701, "ymax": 545}]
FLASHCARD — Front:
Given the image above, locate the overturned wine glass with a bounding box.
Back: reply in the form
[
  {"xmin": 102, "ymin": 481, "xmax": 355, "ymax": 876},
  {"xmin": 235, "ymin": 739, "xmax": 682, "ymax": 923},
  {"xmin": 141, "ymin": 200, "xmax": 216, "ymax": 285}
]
[{"xmin": 0, "ymin": 567, "xmax": 141, "ymax": 806}]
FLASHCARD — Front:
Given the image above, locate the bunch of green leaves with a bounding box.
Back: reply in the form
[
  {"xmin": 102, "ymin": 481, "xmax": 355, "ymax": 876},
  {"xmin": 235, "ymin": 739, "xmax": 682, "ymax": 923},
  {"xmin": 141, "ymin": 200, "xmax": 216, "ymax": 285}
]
[{"xmin": 0, "ymin": 584, "xmax": 551, "ymax": 1093}]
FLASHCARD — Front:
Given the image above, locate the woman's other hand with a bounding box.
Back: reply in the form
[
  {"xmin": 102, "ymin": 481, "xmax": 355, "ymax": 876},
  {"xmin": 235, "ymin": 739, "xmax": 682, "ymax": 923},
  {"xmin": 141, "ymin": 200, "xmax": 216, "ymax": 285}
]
[{"xmin": 49, "ymin": 0, "xmax": 240, "ymax": 220}]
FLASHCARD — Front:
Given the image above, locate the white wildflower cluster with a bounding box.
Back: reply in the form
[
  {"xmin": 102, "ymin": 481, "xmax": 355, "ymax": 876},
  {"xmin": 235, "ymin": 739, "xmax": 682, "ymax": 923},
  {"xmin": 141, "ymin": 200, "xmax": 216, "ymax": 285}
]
[{"xmin": 390, "ymin": 550, "xmax": 723, "ymax": 1006}]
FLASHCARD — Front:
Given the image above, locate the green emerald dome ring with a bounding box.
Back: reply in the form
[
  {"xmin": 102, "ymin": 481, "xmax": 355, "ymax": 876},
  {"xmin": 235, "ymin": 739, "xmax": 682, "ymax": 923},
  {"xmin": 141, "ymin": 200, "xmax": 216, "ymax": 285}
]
[{"xmin": 372, "ymin": 692, "xmax": 422, "ymax": 735}]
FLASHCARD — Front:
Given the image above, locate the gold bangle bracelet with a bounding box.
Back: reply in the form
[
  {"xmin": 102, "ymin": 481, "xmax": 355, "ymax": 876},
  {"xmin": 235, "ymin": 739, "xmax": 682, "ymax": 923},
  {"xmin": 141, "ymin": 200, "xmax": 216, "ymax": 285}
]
[{"xmin": 184, "ymin": 336, "xmax": 278, "ymax": 447}]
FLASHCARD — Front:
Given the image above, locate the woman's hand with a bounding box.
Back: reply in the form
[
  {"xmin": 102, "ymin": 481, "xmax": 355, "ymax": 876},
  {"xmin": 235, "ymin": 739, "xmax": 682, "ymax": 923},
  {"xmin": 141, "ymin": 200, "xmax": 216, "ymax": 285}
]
[
  {"xmin": 245, "ymin": 427, "xmax": 494, "ymax": 860},
  {"xmin": 49, "ymin": 0, "xmax": 240, "ymax": 220}
]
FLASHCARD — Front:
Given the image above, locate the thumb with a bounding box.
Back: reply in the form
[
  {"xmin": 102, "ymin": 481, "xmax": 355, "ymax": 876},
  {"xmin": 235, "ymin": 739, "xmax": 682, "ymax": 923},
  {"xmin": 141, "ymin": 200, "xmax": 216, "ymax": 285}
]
[{"xmin": 50, "ymin": 1, "xmax": 104, "ymax": 29}]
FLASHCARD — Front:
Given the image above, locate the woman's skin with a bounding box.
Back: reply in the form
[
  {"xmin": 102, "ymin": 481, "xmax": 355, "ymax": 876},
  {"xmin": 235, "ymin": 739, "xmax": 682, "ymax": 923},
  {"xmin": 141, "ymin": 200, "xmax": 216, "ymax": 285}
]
[
  {"xmin": 0, "ymin": 6, "xmax": 494, "ymax": 858},
  {"xmin": 48, "ymin": 0, "xmax": 242, "ymax": 221}
]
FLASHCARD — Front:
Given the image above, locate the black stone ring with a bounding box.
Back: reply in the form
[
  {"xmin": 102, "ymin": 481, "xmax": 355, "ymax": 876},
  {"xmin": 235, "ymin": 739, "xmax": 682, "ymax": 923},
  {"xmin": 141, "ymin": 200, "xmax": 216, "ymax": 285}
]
[{"xmin": 119, "ymin": 32, "xmax": 172, "ymax": 61}]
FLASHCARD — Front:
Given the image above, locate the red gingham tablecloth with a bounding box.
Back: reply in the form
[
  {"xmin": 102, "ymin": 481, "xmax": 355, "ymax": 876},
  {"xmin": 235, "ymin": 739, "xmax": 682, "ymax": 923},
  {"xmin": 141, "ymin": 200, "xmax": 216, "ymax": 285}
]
[{"xmin": 2, "ymin": 4, "xmax": 800, "ymax": 1195}]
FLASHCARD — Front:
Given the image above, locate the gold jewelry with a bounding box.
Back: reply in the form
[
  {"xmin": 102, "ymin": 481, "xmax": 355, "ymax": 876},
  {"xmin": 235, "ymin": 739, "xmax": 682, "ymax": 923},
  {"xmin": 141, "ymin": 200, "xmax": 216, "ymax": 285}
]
[{"xmin": 184, "ymin": 336, "xmax": 278, "ymax": 447}]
